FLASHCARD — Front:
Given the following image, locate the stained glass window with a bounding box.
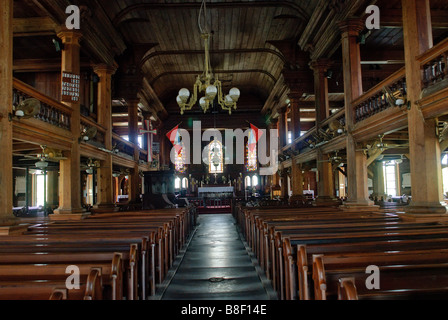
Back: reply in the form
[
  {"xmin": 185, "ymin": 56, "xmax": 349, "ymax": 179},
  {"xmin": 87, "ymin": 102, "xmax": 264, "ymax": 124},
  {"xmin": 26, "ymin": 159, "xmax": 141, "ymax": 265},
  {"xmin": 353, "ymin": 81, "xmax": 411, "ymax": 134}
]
[
  {"xmin": 246, "ymin": 131, "xmax": 258, "ymax": 172},
  {"xmin": 209, "ymin": 140, "xmax": 224, "ymax": 173},
  {"xmin": 175, "ymin": 143, "xmax": 186, "ymax": 173}
]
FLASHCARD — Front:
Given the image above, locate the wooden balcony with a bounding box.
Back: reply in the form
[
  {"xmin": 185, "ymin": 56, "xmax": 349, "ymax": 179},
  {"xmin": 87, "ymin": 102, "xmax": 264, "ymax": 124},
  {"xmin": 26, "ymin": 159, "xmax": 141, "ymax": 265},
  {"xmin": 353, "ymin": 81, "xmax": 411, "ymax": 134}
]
[
  {"xmin": 353, "ymin": 67, "xmax": 407, "ymax": 123},
  {"xmin": 13, "ymin": 78, "xmax": 72, "ymax": 131},
  {"xmin": 12, "ymin": 78, "xmax": 148, "ymax": 170},
  {"xmin": 417, "ymin": 37, "xmax": 448, "ymax": 119},
  {"xmin": 352, "ymin": 67, "xmax": 409, "ymax": 142},
  {"xmin": 12, "ymin": 78, "xmax": 73, "ymax": 150}
]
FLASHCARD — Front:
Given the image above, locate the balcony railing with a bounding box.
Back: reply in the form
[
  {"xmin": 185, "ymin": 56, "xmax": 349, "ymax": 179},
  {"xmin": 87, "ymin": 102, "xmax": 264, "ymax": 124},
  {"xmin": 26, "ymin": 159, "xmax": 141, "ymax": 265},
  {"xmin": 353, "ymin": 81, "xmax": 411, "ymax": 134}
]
[
  {"xmin": 353, "ymin": 67, "xmax": 407, "ymax": 124},
  {"xmin": 13, "ymin": 78, "xmax": 72, "ymax": 131},
  {"xmin": 419, "ymin": 37, "xmax": 448, "ymax": 93},
  {"xmin": 112, "ymin": 133, "xmax": 137, "ymax": 160},
  {"xmin": 80, "ymin": 116, "xmax": 106, "ymax": 147}
]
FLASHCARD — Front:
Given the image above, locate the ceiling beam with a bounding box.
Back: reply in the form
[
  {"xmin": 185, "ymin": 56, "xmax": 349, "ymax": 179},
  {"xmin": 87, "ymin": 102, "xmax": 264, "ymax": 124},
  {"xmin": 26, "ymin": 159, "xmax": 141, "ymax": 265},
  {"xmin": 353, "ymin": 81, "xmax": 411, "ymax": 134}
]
[
  {"xmin": 13, "ymin": 58, "xmax": 93, "ymax": 73},
  {"xmin": 113, "ymin": 1, "xmax": 310, "ymax": 26},
  {"xmin": 148, "ymin": 69, "xmax": 278, "ymax": 88},
  {"xmin": 140, "ymin": 48, "xmax": 287, "ymax": 69},
  {"xmin": 381, "ymin": 9, "xmax": 448, "ymax": 28},
  {"xmin": 13, "ymin": 17, "xmax": 58, "ymax": 37}
]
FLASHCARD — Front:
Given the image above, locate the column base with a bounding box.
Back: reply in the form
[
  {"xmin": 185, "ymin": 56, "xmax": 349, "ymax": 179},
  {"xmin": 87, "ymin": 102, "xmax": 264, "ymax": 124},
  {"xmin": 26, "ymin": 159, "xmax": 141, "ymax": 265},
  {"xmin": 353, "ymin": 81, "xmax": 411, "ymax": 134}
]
[
  {"xmin": 0, "ymin": 217, "xmax": 28, "ymax": 236},
  {"xmin": 91, "ymin": 204, "xmax": 119, "ymax": 214},
  {"xmin": 398, "ymin": 202, "xmax": 448, "ymax": 222},
  {"xmin": 340, "ymin": 200, "xmax": 380, "ymax": 213},
  {"xmin": 314, "ymin": 196, "xmax": 343, "ymax": 207},
  {"xmin": 51, "ymin": 208, "xmax": 89, "ymax": 221}
]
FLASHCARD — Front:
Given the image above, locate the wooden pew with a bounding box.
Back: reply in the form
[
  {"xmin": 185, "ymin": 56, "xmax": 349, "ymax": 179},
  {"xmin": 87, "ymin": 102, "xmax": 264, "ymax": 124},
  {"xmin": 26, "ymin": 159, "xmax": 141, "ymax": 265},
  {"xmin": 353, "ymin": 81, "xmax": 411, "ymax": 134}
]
[
  {"xmin": 22, "ymin": 209, "xmax": 193, "ymax": 298},
  {"xmin": 282, "ymin": 225, "xmax": 448, "ymax": 300},
  {"xmin": 0, "ymin": 269, "xmax": 103, "ymax": 300},
  {"xmin": 0, "ymin": 257, "xmax": 119, "ymax": 300},
  {"xmin": 313, "ymin": 253, "xmax": 448, "ymax": 300},
  {"xmin": 0, "ymin": 235, "xmax": 145, "ymax": 299},
  {"xmin": 0, "ymin": 208, "xmax": 196, "ymax": 300},
  {"xmin": 239, "ymin": 205, "xmax": 448, "ymax": 300},
  {"xmin": 26, "ymin": 223, "xmax": 163, "ymax": 294},
  {"xmin": 0, "ymin": 250, "xmax": 130, "ymax": 300}
]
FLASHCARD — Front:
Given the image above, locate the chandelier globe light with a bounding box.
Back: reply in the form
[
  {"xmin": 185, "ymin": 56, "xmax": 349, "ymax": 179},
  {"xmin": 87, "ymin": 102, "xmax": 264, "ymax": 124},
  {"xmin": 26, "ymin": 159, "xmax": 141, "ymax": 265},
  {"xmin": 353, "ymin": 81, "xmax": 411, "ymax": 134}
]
[{"xmin": 177, "ymin": 0, "xmax": 240, "ymax": 115}]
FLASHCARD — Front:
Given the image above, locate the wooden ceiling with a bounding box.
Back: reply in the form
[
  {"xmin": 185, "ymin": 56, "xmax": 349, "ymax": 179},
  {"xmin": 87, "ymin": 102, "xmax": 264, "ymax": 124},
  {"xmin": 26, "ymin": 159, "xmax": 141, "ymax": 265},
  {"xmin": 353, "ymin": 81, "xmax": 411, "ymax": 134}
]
[
  {"xmin": 104, "ymin": 0, "xmax": 321, "ymax": 117},
  {"xmin": 11, "ymin": 0, "xmax": 448, "ymax": 127}
]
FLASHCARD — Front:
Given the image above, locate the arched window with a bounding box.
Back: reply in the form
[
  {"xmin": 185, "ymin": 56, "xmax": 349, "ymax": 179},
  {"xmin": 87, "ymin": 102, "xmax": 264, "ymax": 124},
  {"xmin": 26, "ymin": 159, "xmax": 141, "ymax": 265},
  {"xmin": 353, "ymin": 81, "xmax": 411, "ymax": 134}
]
[
  {"xmin": 246, "ymin": 130, "xmax": 258, "ymax": 172},
  {"xmin": 209, "ymin": 140, "xmax": 224, "ymax": 173},
  {"xmin": 182, "ymin": 177, "xmax": 188, "ymax": 189},
  {"xmin": 174, "ymin": 177, "xmax": 181, "ymax": 190},
  {"xmin": 245, "ymin": 176, "xmax": 251, "ymax": 188},
  {"xmin": 252, "ymin": 175, "xmax": 259, "ymax": 187}
]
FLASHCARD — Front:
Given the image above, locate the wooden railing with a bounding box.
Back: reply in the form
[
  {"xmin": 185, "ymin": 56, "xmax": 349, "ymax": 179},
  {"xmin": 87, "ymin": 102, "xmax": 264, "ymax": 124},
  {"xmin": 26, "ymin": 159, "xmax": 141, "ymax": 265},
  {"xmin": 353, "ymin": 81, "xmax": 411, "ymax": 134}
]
[
  {"xmin": 320, "ymin": 109, "xmax": 346, "ymax": 132},
  {"xmin": 112, "ymin": 133, "xmax": 137, "ymax": 159},
  {"xmin": 80, "ymin": 116, "xmax": 106, "ymax": 147},
  {"xmin": 353, "ymin": 67, "xmax": 407, "ymax": 124},
  {"xmin": 418, "ymin": 37, "xmax": 448, "ymax": 91},
  {"xmin": 13, "ymin": 78, "xmax": 72, "ymax": 131}
]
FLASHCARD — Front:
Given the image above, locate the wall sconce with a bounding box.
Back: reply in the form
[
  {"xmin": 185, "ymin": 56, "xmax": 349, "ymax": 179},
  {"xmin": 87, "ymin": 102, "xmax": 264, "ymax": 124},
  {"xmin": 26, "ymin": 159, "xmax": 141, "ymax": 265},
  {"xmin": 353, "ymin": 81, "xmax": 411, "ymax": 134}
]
[{"xmin": 52, "ymin": 38, "xmax": 64, "ymax": 52}]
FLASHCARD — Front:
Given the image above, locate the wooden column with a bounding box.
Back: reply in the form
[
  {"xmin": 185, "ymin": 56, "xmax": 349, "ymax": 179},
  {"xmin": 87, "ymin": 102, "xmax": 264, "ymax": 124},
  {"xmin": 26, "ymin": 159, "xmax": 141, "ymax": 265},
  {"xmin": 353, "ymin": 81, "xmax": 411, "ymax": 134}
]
[
  {"xmin": 310, "ymin": 59, "xmax": 333, "ymax": 125},
  {"xmin": 280, "ymin": 168, "xmax": 289, "ymax": 201},
  {"xmin": 402, "ymin": 0, "xmax": 447, "ymax": 217},
  {"xmin": 127, "ymin": 99, "xmax": 142, "ymax": 204},
  {"xmin": 0, "ymin": 0, "xmax": 19, "ymax": 229},
  {"xmin": 127, "ymin": 99, "xmax": 140, "ymax": 151},
  {"xmin": 93, "ymin": 64, "xmax": 117, "ymax": 213},
  {"xmin": 372, "ymin": 161, "xmax": 386, "ymax": 201},
  {"xmin": 46, "ymin": 171, "xmax": 59, "ymax": 209},
  {"xmin": 142, "ymin": 111, "xmax": 153, "ymax": 163},
  {"xmin": 338, "ymin": 19, "xmax": 377, "ymax": 212},
  {"xmin": 315, "ymin": 151, "xmax": 340, "ymax": 206},
  {"xmin": 52, "ymin": 30, "xmax": 85, "ymax": 219},
  {"xmin": 289, "ymin": 161, "xmax": 304, "ymax": 204},
  {"xmin": 278, "ymin": 106, "xmax": 288, "ymax": 149},
  {"xmin": 288, "ymin": 94, "xmax": 302, "ymax": 142}
]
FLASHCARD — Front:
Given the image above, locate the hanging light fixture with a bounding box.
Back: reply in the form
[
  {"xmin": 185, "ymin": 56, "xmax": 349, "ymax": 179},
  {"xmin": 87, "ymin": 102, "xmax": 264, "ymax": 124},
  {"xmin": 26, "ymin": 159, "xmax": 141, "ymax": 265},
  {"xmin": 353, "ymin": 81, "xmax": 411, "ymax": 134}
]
[{"xmin": 177, "ymin": 0, "xmax": 240, "ymax": 115}]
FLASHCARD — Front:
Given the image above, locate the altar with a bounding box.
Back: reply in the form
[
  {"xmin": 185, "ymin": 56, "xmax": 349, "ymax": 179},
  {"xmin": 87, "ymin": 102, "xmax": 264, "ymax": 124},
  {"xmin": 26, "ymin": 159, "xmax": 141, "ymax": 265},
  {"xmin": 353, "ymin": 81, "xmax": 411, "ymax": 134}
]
[{"xmin": 198, "ymin": 185, "xmax": 234, "ymax": 198}]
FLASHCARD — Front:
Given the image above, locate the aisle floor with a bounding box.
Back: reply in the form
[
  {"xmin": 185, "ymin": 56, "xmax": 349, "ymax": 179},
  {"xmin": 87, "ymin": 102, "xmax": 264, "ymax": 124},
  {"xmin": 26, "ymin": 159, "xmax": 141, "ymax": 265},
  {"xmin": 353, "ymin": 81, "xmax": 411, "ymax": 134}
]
[{"xmin": 159, "ymin": 214, "xmax": 277, "ymax": 300}]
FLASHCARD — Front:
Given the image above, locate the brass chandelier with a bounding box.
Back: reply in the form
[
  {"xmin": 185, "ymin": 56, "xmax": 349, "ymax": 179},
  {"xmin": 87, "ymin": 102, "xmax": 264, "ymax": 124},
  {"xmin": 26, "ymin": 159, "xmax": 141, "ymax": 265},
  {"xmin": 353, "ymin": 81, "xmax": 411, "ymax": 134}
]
[{"xmin": 176, "ymin": 0, "xmax": 240, "ymax": 115}]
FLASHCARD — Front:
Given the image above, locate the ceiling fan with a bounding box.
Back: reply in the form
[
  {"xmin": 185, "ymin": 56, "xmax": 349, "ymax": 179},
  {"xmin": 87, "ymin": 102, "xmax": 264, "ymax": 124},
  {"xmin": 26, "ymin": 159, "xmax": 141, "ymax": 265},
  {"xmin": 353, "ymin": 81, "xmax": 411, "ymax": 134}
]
[
  {"xmin": 21, "ymin": 145, "xmax": 67, "ymax": 169},
  {"xmin": 79, "ymin": 126, "xmax": 98, "ymax": 143},
  {"xmin": 9, "ymin": 98, "xmax": 41, "ymax": 121},
  {"xmin": 81, "ymin": 158, "xmax": 107, "ymax": 174},
  {"xmin": 358, "ymin": 134, "xmax": 408, "ymax": 156},
  {"xmin": 326, "ymin": 120, "xmax": 345, "ymax": 137},
  {"xmin": 112, "ymin": 168, "xmax": 131, "ymax": 178},
  {"xmin": 317, "ymin": 151, "xmax": 344, "ymax": 165},
  {"xmin": 383, "ymin": 86, "xmax": 407, "ymax": 108}
]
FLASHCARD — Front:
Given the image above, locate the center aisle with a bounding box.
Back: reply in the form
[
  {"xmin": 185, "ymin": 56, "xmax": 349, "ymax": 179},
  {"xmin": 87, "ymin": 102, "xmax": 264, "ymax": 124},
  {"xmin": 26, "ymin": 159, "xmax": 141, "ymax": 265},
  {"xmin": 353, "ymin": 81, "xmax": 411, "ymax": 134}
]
[{"xmin": 159, "ymin": 214, "xmax": 277, "ymax": 300}]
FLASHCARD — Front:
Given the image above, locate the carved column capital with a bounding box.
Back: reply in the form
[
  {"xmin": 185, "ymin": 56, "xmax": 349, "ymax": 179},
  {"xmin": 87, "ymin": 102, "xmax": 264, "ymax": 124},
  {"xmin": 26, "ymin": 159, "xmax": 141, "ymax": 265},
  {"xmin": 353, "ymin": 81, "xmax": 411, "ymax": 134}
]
[
  {"xmin": 338, "ymin": 18, "xmax": 365, "ymax": 38},
  {"xmin": 57, "ymin": 29, "xmax": 83, "ymax": 46},
  {"xmin": 309, "ymin": 59, "xmax": 334, "ymax": 73},
  {"xmin": 93, "ymin": 63, "xmax": 118, "ymax": 76}
]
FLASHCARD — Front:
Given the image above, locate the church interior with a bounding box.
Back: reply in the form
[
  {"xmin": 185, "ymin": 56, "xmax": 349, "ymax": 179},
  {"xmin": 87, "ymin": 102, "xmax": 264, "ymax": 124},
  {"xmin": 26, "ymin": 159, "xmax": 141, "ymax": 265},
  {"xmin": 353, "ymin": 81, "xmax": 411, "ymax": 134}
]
[{"xmin": 0, "ymin": 0, "xmax": 448, "ymax": 301}]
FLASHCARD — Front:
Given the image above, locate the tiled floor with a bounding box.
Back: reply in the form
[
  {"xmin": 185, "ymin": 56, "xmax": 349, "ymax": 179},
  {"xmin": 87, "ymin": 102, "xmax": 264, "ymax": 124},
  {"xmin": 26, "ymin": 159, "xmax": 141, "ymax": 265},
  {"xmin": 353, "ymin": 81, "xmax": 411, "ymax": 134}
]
[{"xmin": 159, "ymin": 214, "xmax": 277, "ymax": 300}]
